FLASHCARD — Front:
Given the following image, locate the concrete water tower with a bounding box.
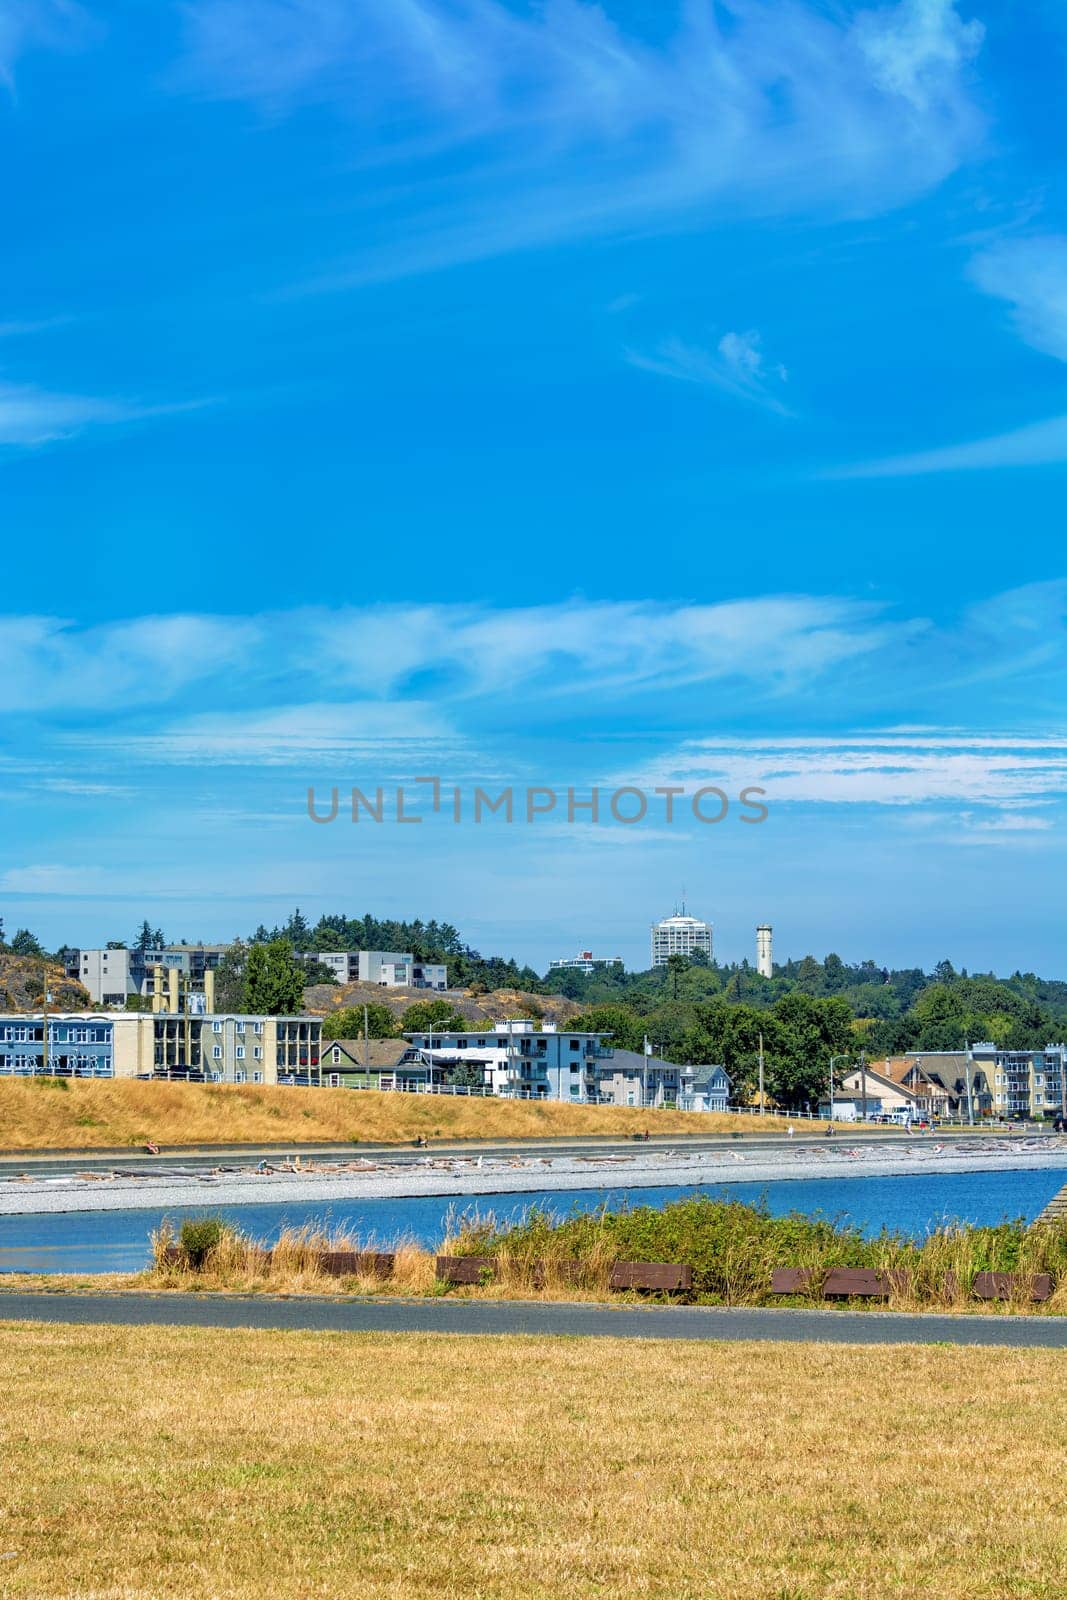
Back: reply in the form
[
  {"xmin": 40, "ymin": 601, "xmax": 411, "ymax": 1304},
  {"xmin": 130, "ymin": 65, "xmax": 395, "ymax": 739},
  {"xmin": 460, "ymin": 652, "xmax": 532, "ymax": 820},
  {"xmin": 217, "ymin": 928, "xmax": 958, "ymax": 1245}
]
[{"xmin": 756, "ymin": 925, "xmax": 773, "ymax": 979}]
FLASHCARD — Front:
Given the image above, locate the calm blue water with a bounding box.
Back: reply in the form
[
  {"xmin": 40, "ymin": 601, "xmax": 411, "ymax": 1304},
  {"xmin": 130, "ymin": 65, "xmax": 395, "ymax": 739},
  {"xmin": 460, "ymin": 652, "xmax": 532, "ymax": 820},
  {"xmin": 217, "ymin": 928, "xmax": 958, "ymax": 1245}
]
[{"xmin": 3, "ymin": 1166, "xmax": 1066, "ymax": 1274}]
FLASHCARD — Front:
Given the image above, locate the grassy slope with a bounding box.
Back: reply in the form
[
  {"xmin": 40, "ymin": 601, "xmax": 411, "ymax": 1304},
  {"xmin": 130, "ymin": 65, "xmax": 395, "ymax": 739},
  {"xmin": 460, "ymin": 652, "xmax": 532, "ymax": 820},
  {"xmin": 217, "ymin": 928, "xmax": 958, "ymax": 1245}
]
[
  {"xmin": 1, "ymin": 1323, "xmax": 1064, "ymax": 1599},
  {"xmin": 0, "ymin": 1077, "xmax": 760, "ymax": 1150}
]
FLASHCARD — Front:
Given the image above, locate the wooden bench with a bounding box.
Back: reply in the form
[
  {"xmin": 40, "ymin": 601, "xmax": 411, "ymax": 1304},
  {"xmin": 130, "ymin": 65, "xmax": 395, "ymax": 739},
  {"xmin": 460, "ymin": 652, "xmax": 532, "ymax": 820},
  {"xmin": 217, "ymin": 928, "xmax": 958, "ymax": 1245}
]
[
  {"xmin": 437, "ymin": 1257, "xmax": 693, "ymax": 1291},
  {"xmin": 609, "ymin": 1261, "xmax": 693, "ymax": 1292},
  {"xmin": 956, "ymin": 1271, "xmax": 1053, "ymax": 1302},
  {"xmin": 318, "ymin": 1250, "xmax": 395, "ymax": 1278},
  {"xmin": 770, "ymin": 1267, "xmax": 909, "ymax": 1299},
  {"xmin": 773, "ymin": 1268, "xmax": 1054, "ymax": 1302},
  {"xmin": 436, "ymin": 1255, "xmax": 495, "ymax": 1285}
]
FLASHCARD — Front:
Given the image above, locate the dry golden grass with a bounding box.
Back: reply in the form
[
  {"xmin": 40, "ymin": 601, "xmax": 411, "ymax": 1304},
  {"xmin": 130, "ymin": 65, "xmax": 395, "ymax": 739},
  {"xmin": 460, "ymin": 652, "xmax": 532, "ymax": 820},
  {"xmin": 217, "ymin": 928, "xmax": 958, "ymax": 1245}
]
[
  {"xmin": 0, "ymin": 1077, "xmax": 776, "ymax": 1151},
  {"xmin": 0, "ymin": 1323, "xmax": 1065, "ymax": 1599}
]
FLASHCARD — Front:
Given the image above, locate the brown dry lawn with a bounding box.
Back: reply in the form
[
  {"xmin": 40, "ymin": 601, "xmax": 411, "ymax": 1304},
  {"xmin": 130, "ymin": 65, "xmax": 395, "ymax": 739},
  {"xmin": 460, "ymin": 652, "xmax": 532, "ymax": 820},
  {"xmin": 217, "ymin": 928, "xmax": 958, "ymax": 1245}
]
[
  {"xmin": 1, "ymin": 1324, "xmax": 1065, "ymax": 1599},
  {"xmin": 0, "ymin": 1078, "xmax": 782, "ymax": 1151}
]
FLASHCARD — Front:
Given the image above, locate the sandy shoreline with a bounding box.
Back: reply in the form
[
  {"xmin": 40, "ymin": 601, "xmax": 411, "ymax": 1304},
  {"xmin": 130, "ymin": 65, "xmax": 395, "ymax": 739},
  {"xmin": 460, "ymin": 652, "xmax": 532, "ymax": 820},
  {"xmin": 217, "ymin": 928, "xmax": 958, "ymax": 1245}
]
[{"xmin": 2, "ymin": 1140, "xmax": 1067, "ymax": 1216}]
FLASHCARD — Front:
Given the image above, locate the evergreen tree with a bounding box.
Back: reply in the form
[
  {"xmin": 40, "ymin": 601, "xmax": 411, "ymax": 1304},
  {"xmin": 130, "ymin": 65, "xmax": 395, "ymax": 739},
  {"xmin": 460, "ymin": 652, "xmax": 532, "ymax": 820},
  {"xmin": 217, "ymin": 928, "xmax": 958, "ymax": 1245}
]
[{"xmin": 243, "ymin": 940, "xmax": 306, "ymax": 1015}]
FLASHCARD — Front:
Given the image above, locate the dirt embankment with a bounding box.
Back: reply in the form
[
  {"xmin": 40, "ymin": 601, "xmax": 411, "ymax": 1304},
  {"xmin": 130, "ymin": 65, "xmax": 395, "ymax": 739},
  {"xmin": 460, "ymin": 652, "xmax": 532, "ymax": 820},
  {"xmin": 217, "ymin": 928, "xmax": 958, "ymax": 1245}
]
[
  {"xmin": 0, "ymin": 953, "xmax": 89, "ymax": 1012},
  {"xmin": 303, "ymin": 980, "xmax": 584, "ymax": 1025}
]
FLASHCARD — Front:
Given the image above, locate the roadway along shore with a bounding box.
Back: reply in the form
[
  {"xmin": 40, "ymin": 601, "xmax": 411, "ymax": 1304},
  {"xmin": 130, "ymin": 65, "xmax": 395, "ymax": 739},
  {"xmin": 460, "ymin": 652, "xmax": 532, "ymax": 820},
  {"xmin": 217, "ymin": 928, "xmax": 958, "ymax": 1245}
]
[
  {"xmin": 2, "ymin": 1291, "xmax": 1067, "ymax": 1347},
  {"xmin": 2, "ymin": 1135, "xmax": 1066, "ymax": 1216}
]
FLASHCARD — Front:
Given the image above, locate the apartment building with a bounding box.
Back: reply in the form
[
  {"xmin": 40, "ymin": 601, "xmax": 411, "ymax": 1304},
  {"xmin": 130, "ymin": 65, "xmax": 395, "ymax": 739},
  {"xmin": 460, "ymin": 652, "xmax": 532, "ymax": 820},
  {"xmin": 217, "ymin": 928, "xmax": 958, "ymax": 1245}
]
[
  {"xmin": 343, "ymin": 951, "xmax": 449, "ymax": 989},
  {"xmin": 0, "ymin": 1012, "xmax": 322, "ymax": 1086},
  {"xmin": 650, "ymin": 913, "xmax": 712, "ymax": 968},
  {"xmin": 973, "ymin": 1042, "xmax": 1067, "ymax": 1120},
  {"xmin": 398, "ymin": 1020, "xmax": 615, "ymax": 1100},
  {"xmin": 548, "ymin": 951, "xmax": 623, "ymax": 975},
  {"xmin": 72, "ymin": 944, "xmax": 229, "ymax": 1006}
]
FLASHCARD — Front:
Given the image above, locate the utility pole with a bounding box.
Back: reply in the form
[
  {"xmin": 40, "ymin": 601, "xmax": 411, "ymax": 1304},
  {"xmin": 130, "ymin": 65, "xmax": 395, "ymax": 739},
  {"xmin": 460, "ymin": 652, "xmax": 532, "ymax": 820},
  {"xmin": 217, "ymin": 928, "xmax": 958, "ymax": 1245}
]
[
  {"xmin": 964, "ymin": 1037, "xmax": 975, "ymax": 1126},
  {"xmin": 758, "ymin": 1032, "xmax": 765, "ymax": 1116},
  {"xmin": 41, "ymin": 985, "xmax": 51, "ymax": 1078},
  {"xmin": 643, "ymin": 1034, "xmax": 650, "ymax": 1110},
  {"xmin": 363, "ymin": 1004, "xmax": 369, "ymax": 1074},
  {"xmin": 859, "ymin": 1050, "xmax": 867, "ymax": 1123},
  {"xmin": 828, "ymin": 1054, "xmax": 852, "ymax": 1126}
]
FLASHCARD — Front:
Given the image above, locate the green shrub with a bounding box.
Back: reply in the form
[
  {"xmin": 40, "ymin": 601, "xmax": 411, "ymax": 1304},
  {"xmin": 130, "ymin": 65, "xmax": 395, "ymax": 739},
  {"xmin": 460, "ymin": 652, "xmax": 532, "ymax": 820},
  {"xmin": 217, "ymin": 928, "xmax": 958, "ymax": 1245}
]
[{"xmin": 179, "ymin": 1215, "xmax": 226, "ymax": 1269}]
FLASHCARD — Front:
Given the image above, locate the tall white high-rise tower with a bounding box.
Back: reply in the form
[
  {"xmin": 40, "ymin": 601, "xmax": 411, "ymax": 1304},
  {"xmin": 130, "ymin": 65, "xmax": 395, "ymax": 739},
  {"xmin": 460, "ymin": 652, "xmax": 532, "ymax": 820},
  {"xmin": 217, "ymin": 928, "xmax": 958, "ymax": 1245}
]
[
  {"xmin": 650, "ymin": 912, "xmax": 712, "ymax": 968},
  {"xmin": 756, "ymin": 924, "xmax": 773, "ymax": 979}
]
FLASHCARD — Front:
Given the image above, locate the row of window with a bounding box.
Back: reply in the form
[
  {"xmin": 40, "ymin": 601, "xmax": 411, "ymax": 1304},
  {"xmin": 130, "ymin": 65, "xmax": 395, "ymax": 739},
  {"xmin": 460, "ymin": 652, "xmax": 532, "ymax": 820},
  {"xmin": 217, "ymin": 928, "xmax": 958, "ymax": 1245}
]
[
  {"xmin": 0, "ymin": 1025, "xmax": 109, "ymax": 1043},
  {"xmin": 417, "ymin": 1035, "xmax": 596, "ymax": 1051},
  {"xmin": 211, "ymin": 1045, "xmax": 263, "ymax": 1060}
]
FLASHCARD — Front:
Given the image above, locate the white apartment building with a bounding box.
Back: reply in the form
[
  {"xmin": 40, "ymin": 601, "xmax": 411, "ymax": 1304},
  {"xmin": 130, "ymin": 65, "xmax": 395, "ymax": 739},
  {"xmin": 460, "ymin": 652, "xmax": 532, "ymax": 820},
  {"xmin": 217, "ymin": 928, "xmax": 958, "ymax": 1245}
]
[
  {"xmin": 650, "ymin": 913, "xmax": 712, "ymax": 968},
  {"xmin": 549, "ymin": 950, "xmax": 623, "ymax": 975}
]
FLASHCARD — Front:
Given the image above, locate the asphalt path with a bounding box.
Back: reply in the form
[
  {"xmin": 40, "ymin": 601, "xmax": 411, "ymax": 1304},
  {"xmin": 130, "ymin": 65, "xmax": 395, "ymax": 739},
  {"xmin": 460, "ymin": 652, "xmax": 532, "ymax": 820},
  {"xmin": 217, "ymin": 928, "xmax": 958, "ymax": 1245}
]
[{"xmin": 1, "ymin": 1292, "xmax": 1065, "ymax": 1346}]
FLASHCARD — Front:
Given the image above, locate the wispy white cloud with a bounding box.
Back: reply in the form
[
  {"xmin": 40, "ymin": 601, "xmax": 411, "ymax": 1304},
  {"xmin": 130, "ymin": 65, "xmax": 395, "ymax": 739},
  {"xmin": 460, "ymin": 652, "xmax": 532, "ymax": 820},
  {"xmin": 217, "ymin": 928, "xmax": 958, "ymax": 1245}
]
[
  {"xmin": 0, "ymin": 614, "xmax": 260, "ymax": 711},
  {"xmin": 828, "ymin": 414, "xmax": 1067, "ymax": 477},
  {"xmin": 97, "ymin": 701, "xmax": 464, "ymax": 766},
  {"xmin": 307, "ymin": 596, "xmax": 903, "ymax": 700},
  {"xmin": 38, "ymin": 778, "xmax": 134, "ymax": 798},
  {"xmin": 0, "ymin": 315, "xmax": 72, "ymax": 338},
  {"xmin": 626, "ymin": 330, "xmax": 789, "ymax": 413},
  {"xmin": 8, "ymin": 586, "xmax": 1067, "ymax": 726},
  {"xmin": 622, "ymin": 731, "xmax": 1067, "ymax": 810},
  {"xmin": 0, "ymin": 863, "xmax": 107, "ymax": 895},
  {"xmin": 179, "ymin": 0, "xmax": 986, "ymax": 287},
  {"xmin": 854, "ymin": 0, "xmax": 984, "ymax": 111},
  {"xmin": 0, "ymin": 382, "xmax": 209, "ymax": 447},
  {"xmin": 848, "ymin": 233, "xmax": 1067, "ymax": 478},
  {"xmin": 968, "ymin": 234, "xmax": 1067, "ymax": 362},
  {"xmin": 0, "ymin": 1, "xmax": 88, "ymax": 90},
  {"xmin": 0, "ymin": 596, "xmax": 904, "ymax": 715}
]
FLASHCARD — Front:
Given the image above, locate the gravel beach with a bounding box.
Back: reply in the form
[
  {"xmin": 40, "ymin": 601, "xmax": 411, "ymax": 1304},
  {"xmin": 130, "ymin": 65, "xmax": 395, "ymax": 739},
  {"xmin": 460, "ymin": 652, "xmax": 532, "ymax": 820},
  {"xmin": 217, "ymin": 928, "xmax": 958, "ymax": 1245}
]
[{"xmin": 3, "ymin": 1139, "xmax": 1067, "ymax": 1216}]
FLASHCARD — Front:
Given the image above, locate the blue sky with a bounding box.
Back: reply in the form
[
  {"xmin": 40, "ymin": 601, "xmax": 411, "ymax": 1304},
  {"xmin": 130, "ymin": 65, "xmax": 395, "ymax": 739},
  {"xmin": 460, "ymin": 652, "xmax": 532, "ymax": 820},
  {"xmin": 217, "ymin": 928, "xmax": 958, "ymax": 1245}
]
[{"xmin": 2, "ymin": 0, "xmax": 1067, "ymax": 973}]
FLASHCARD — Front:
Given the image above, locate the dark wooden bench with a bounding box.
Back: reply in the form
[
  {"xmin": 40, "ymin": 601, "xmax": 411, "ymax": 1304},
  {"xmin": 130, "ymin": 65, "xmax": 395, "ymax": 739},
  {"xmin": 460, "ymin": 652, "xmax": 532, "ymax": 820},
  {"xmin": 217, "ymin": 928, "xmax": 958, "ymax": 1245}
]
[
  {"xmin": 773, "ymin": 1267, "xmax": 1054, "ymax": 1302},
  {"xmin": 318, "ymin": 1250, "xmax": 395, "ymax": 1278},
  {"xmin": 437, "ymin": 1256, "xmax": 693, "ymax": 1291},
  {"xmin": 436, "ymin": 1255, "xmax": 495, "ymax": 1284},
  {"xmin": 609, "ymin": 1261, "xmax": 693, "ymax": 1292},
  {"xmin": 770, "ymin": 1267, "xmax": 909, "ymax": 1299},
  {"xmin": 970, "ymin": 1271, "xmax": 1052, "ymax": 1302}
]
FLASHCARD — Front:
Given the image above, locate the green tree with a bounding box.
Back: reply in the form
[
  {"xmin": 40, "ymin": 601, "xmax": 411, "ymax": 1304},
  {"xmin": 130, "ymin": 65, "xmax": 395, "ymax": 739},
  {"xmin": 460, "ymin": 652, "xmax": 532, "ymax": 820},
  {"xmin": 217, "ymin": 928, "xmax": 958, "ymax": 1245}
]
[
  {"xmin": 322, "ymin": 1003, "xmax": 398, "ymax": 1041},
  {"xmin": 445, "ymin": 1061, "xmax": 486, "ymax": 1090},
  {"xmin": 665, "ymin": 952, "xmax": 690, "ymax": 999},
  {"xmin": 10, "ymin": 928, "xmax": 44, "ymax": 957},
  {"xmin": 242, "ymin": 939, "xmax": 305, "ymax": 1015},
  {"xmin": 768, "ymin": 993, "xmax": 854, "ymax": 1110},
  {"xmin": 214, "ymin": 940, "xmax": 248, "ymax": 1011},
  {"xmin": 400, "ymin": 999, "xmax": 469, "ymax": 1032}
]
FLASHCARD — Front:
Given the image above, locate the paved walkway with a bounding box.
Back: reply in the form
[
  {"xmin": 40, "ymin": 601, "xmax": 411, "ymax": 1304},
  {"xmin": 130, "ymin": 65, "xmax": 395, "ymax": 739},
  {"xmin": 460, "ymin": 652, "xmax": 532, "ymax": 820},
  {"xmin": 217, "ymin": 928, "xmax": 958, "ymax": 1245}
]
[{"xmin": 1, "ymin": 1292, "xmax": 1065, "ymax": 1346}]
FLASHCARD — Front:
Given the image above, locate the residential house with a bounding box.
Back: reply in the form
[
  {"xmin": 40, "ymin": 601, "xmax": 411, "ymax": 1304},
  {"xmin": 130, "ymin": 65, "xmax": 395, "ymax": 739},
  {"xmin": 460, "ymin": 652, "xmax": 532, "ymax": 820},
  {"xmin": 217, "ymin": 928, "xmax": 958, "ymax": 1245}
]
[
  {"xmin": 678, "ymin": 1063, "xmax": 732, "ymax": 1113},
  {"xmin": 597, "ymin": 1048, "xmax": 688, "ymax": 1108}
]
